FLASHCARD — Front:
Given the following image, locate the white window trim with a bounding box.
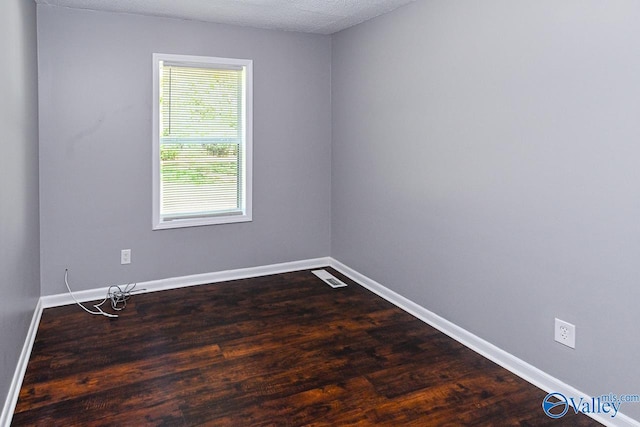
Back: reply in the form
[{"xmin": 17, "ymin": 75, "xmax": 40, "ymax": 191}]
[{"xmin": 152, "ymin": 53, "xmax": 253, "ymax": 230}]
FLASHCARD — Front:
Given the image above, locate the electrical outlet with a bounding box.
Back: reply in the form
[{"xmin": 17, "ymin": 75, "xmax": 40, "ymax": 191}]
[
  {"xmin": 554, "ymin": 318, "xmax": 575, "ymax": 348},
  {"xmin": 121, "ymin": 249, "xmax": 131, "ymax": 265}
]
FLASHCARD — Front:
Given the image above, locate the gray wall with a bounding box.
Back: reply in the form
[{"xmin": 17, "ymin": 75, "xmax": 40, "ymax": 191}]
[
  {"xmin": 0, "ymin": 0, "xmax": 40, "ymax": 410},
  {"xmin": 30, "ymin": 0, "xmax": 640, "ymax": 421},
  {"xmin": 38, "ymin": 6, "xmax": 332, "ymax": 294},
  {"xmin": 332, "ymin": 0, "xmax": 640, "ymax": 420}
]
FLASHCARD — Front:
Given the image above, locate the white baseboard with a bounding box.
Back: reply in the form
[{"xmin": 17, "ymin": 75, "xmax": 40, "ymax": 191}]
[
  {"xmin": 1, "ymin": 298, "xmax": 43, "ymax": 427},
  {"xmin": 41, "ymin": 257, "xmax": 332, "ymax": 308},
  {"xmin": 2, "ymin": 257, "xmax": 331, "ymax": 426},
  {"xmin": 5, "ymin": 257, "xmax": 638, "ymax": 426},
  {"xmin": 328, "ymin": 258, "xmax": 640, "ymax": 427}
]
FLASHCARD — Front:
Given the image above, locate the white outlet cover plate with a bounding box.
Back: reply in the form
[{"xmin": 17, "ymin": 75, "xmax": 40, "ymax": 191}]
[
  {"xmin": 554, "ymin": 318, "xmax": 576, "ymax": 349},
  {"xmin": 121, "ymin": 249, "xmax": 131, "ymax": 265}
]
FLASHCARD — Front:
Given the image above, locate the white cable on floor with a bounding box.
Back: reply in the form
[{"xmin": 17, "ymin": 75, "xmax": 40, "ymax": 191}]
[{"xmin": 64, "ymin": 269, "xmax": 143, "ymax": 318}]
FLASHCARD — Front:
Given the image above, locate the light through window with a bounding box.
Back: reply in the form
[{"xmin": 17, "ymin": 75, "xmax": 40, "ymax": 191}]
[{"xmin": 152, "ymin": 54, "xmax": 252, "ymax": 229}]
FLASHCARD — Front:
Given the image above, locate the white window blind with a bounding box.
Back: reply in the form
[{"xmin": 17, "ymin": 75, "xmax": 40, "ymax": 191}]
[{"xmin": 152, "ymin": 54, "xmax": 252, "ymax": 229}]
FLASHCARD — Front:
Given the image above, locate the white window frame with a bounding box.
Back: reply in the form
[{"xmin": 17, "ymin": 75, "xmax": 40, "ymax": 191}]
[{"xmin": 152, "ymin": 53, "xmax": 253, "ymax": 230}]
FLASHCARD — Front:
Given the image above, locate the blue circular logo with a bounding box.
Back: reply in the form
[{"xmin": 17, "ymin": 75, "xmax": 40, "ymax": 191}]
[{"xmin": 543, "ymin": 392, "xmax": 569, "ymax": 418}]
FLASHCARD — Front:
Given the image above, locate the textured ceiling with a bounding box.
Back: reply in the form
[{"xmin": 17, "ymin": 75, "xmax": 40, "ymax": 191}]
[{"xmin": 36, "ymin": 0, "xmax": 417, "ymax": 34}]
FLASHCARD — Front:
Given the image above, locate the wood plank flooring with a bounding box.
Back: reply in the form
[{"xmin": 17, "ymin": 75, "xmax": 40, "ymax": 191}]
[{"xmin": 13, "ymin": 269, "xmax": 599, "ymax": 426}]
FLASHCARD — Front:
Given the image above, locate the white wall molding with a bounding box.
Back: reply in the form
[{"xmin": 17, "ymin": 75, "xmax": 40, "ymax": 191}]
[
  {"xmin": 2, "ymin": 257, "xmax": 331, "ymax": 426},
  {"xmin": 41, "ymin": 257, "xmax": 332, "ymax": 308},
  {"xmin": 329, "ymin": 258, "xmax": 639, "ymax": 427},
  {"xmin": 1, "ymin": 298, "xmax": 43, "ymax": 427},
  {"xmin": 6, "ymin": 257, "xmax": 638, "ymax": 426}
]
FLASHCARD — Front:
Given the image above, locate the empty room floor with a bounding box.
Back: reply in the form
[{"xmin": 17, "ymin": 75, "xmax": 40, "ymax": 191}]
[{"xmin": 12, "ymin": 269, "xmax": 598, "ymax": 426}]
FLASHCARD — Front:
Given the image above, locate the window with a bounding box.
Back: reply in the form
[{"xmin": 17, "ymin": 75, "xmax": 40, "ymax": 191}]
[{"xmin": 152, "ymin": 53, "xmax": 252, "ymax": 229}]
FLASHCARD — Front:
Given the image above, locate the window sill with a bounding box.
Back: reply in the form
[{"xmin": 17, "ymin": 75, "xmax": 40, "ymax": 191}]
[{"xmin": 153, "ymin": 213, "xmax": 252, "ymax": 230}]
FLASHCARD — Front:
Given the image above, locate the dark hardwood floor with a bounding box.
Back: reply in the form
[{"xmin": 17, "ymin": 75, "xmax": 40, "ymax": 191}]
[{"xmin": 13, "ymin": 269, "xmax": 599, "ymax": 426}]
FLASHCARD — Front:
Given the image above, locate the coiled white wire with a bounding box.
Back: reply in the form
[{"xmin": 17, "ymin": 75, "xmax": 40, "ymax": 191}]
[{"xmin": 64, "ymin": 269, "xmax": 143, "ymax": 318}]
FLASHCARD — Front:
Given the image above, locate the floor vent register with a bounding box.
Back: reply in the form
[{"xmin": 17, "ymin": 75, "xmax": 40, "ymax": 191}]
[{"xmin": 312, "ymin": 269, "xmax": 348, "ymax": 288}]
